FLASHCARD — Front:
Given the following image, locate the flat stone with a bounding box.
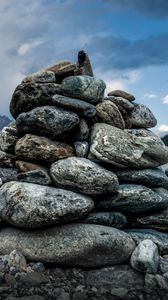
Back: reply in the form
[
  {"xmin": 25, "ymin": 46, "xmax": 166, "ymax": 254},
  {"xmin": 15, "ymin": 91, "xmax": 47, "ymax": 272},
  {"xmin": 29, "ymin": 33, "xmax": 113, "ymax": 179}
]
[
  {"xmin": 74, "ymin": 141, "xmax": 89, "ymax": 158},
  {"xmin": 107, "ymin": 90, "xmax": 135, "ymax": 101},
  {"xmin": 45, "ymin": 60, "xmax": 72, "ymax": 72},
  {"xmin": 0, "ymin": 123, "xmax": 19, "ymax": 154},
  {"xmin": 0, "ymin": 225, "xmax": 135, "ymax": 267},
  {"xmin": 104, "ymin": 96, "xmax": 134, "ymax": 111},
  {"xmin": 125, "ymin": 229, "xmax": 168, "ymax": 254},
  {"xmin": 0, "ymin": 181, "xmax": 94, "ymax": 228},
  {"xmin": 129, "ymin": 104, "xmax": 157, "ymax": 128},
  {"xmin": 16, "ymin": 106, "xmax": 79, "ymax": 139},
  {"xmin": 10, "ymin": 82, "xmax": 62, "ymax": 119},
  {"xmin": 89, "ymin": 124, "xmax": 168, "ymax": 168},
  {"xmin": 96, "ymin": 184, "xmax": 168, "ymax": 213},
  {"xmin": 96, "ymin": 101, "xmax": 125, "ymax": 129},
  {"xmin": 50, "ymin": 157, "xmax": 119, "ymax": 195},
  {"xmin": 0, "ymin": 167, "xmax": 18, "ymax": 184},
  {"xmin": 74, "ymin": 50, "xmax": 93, "ymax": 76},
  {"xmin": 116, "ymin": 168, "xmax": 168, "ymax": 188},
  {"xmin": 52, "ymin": 94, "xmax": 96, "ymax": 117},
  {"xmin": 15, "ymin": 160, "xmax": 47, "ymax": 173},
  {"xmin": 0, "ymin": 150, "xmax": 16, "ymax": 168},
  {"xmin": 17, "ymin": 169, "xmax": 52, "ymax": 186},
  {"xmin": 61, "ymin": 75, "xmax": 106, "ymax": 104},
  {"xmin": 22, "ymin": 70, "xmax": 55, "ymax": 83},
  {"xmin": 82, "ymin": 212, "xmax": 127, "ymax": 229},
  {"xmin": 73, "ymin": 119, "xmax": 89, "ymax": 141},
  {"xmin": 130, "ymin": 239, "xmax": 159, "ymax": 274},
  {"xmin": 15, "ymin": 134, "xmax": 74, "ymax": 164}
]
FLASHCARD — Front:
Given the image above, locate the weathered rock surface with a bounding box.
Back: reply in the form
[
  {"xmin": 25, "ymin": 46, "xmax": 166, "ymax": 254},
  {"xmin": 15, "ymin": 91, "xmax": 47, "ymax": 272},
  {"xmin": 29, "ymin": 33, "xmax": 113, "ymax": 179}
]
[
  {"xmin": 16, "ymin": 106, "xmax": 79, "ymax": 139},
  {"xmin": 0, "ymin": 151, "xmax": 16, "ymax": 168},
  {"xmin": 130, "ymin": 239, "xmax": 159, "ymax": 273},
  {"xmin": 0, "ymin": 181, "xmax": 94, "ymax": 228},
  {"xmin": 160, "ymin": 257, "xmax": 168, "ymax": 274},
  {"xmin": 74, "ymin": 141, "xmax": 89, "ymax": 158},
  {"xmin": 96, "ymin": 100, "xmax": 125, "ymax": 129},
  {"xmin": 129, "ymin": 104, "xmax": 157, "ymax": 128},
  {"xmin": 108, "ymin": 90, "xmax": 135, "ymax": 101},
  {"xmin": 50, "ymin": 157, "xmax": 119, "ymax": 194},
  {"xmin": 10, "ymin": 82, "xmax": 61, "ymax": 119},
  {"xmin": 96, "ymin": 184, "xmax": 168, "ymax": 213},
  {"xmin": 104, "ymin": 96, "xmax": 134, "ymax": 111},
  {"xmin": 15, "ymin": 160, "xmax": 47, "ymax": 173},
  {"xmin": 74, "ymin": 50, "xmax": 94, "ymax": 76},
  {"xmin": 0, "ymin": 168, "xmax": 18, "ymax": 185},
  {"xmin": 116, "ymin": 168, "xmax": 168, "ymax": 188},
  {"xmin": 0, "ymin": 225, "xmax": 135, "ymax": 267},
  {"xmin": 0, "ymin": 123, "xmax": 19, "ymax": 154},
  {"xmin": 22, "ymin": 70, "xmax": 55, "ymax": 83},
  {"xmin": 82, "ymin": 212, "xmax": 127, "ymax": 229},
  {"xmin": 73, "ymin": 119, "xmax": 89, "ymax": 141},
  {"xmin": 17, "ymin": 169, "xmax": 52, "ymax": 186},
  {"xmin": 15, "ymin": 134, "xmax": 74, "ymax": 164},
  {"xmin": 61, "ymin": 75, "xmax": 106, "ymax": 104},
  {"xmin": 52, "ymin": 94, "xmax": 96, "ymax": 117},
  {"xmin": 89, "ymin": 124, "xmax": 168, "ymax": 168}
]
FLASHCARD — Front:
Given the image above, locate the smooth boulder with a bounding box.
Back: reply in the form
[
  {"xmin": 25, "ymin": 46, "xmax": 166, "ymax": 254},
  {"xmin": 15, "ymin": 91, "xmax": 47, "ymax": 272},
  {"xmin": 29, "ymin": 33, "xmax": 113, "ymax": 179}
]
[
  {"xmin": 0, "ymin": 181, "xmax": 94, "ymax": 228},
  {"xmin": 50, "ymin": 157, "xmax": 119, "ymax": 194},
  {"xmin": 0, "ymin": 225, "xmax": 135, "ymax": 267},
  {"xmin": 129, "ymin": 104, "xmax": 157, "ymax": 128},
  {"xmin": 107, "ymin": 90, "xmax": 135, "ymax": 101}
]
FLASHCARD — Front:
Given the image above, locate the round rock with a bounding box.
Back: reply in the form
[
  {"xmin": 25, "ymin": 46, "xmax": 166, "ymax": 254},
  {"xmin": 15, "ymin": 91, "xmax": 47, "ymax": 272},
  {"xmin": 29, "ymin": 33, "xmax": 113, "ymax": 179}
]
[
  {"xmin": 129, "ymin": 104, "xmax": 157, "ymax": 128},
  {"xmin": 107, "ymin": 90, "xmax": 135, "ymax": 101},
  {"xmin": 0, "ymin": 225, "xmax": 135, "ymax": 267},
  {"xmin": 50, "ymin": 157, "xmax": 119, "ymax": 194},
  {"xmin": 0, "ymin": 181, "xmax": 94, "ymax": 228}
]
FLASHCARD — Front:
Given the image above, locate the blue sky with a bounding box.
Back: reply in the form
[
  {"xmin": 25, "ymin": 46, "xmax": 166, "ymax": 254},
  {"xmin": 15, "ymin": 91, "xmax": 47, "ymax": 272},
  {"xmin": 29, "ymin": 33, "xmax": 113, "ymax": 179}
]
[{"xmin": 0, "ymin": 0, "xmax": 168, "ymax": 135}]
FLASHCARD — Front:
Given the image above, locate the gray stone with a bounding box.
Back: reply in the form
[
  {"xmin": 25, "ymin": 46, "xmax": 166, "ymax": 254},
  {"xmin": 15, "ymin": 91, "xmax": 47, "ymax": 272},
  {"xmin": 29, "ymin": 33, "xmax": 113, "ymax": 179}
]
[
  {"xmin": 74, "ymin": 142, "xmax": 89, "ymax": 158},
  {"xmin": 10, "ymin": 82, "xmax": 61, "ymax": 119},
  {"xmin": 16, "ymin": 106, "xmax": 79, "ymax": 139},
  {"xmin": 50, "ymin": 157, "xmax": 119, "ymax": 195},
  {"xmin": 0, "ymin": 167, "xmax": 18, "ymax": 184},
  {"xmin": 5, "ymin": 296, "xmax": 45, "ymax": 300},
  {"xmin": 129, "ymin": 103, "xmax": 157, "ymax": 128},
  {"xmin": 125, "ymin": 229, "xmax": 168, "ymax": 254},
  {"xmin": 0, "ymin": 225, "xmax": 135, "ymax": 267},
  {"xmin": 89, "ymin": 124, "xmax": 168, "ymax": 168},
  {"xmin": 0, "ymin": 181, "xmax": 94, "ymax": 228},
  {"xmin": 97, "ymin": 184, "xmax": 168, "ymax": 213},
  {"xmin": 96, "ymin": 100, "xmax": 125, "ymax": 129},
  {"xmin": 107, "ymin": 90, "xmax": 135, "ymax": 101},
  {"xmin": 61, "ymin": 75, "xmax": 106, "ymax": 104},
  {"xmin": 160, "ymin": 257, "xmax": 168, "ymax": 274},
  {"xmin": 73, "ymin": 119, "xmax": 89, "ymax": 141},
  {"xmin": 0, "ymin": 150, "xmax": 16, "ymax": 168},
  {"xmin": 116, "ymin": 168, "xmax": 168, "ymax": 188},
  {"xmin": 0, "ymin": 123, "xmax": 19, "ymax": 154},
  {"xmin": 22, "ymin": 70, "xmax": 55, "ymax": 83},
  {"xmin": 82, "ymin": 212, "xmax": 127, "ymax": 229},
  {"xmin": 104, "ymin": 96, "xmax": 134, "ymax": 111},
  {"xmin": 15, "ymin": 134, "xmax": 74, "ymax": 164},
  {"xmin": 8, "ymin": 250, "xmax": 27, "ymax": 272},
  {"xmin": 74, "ymin": 50, "xmax": 94, "ymax": 76},
  {"xmin": 130, "ymin": 239, "xmax": 159, "ymax": 273},
  {"xmin": 17, "ymin": 169, "xmax": 52, "ymax": 186},
  {"xmin": 52, "ymin": 94, "xmax": 96, "ymax": 117}
]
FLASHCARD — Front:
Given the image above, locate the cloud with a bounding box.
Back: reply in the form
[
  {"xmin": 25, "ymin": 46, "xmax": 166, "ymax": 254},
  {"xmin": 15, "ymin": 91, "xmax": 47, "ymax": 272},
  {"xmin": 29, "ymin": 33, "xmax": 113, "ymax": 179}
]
[
  {"xmin": 103, "ymin": 0, "xmax": 168, "ymax": 18},
  {"xmin": 162, "ymin": 95, "xmax": 168, "ymax": 104},
  {"xmin": 143, "ymin": 94, "xmax": 157, "ymax": 99},
  {"xmin": 157, "ymin": 124, "xmax": 168, "ymax": 133}
]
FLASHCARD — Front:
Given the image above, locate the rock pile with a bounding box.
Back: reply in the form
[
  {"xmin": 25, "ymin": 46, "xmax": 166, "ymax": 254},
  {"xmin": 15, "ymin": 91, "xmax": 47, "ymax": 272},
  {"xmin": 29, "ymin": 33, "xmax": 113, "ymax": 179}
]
[{"xmin": 1, "ymin": 50, "xmax": 168, "ymax": 296}]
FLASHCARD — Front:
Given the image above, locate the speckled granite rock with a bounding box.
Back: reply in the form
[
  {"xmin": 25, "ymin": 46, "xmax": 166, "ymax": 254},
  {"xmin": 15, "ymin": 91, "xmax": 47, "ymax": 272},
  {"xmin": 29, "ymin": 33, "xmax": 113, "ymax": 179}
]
[
  {"xmin": 82, "ymin": 212, "xmax": 127, "ymax": 229},
  {"xmin": 0, "ymin": 123, "xmax": 19, "ymax": 154},
  {"xmin": 129, "ymin": 104, "xmax": 157, "ymax": 128}
]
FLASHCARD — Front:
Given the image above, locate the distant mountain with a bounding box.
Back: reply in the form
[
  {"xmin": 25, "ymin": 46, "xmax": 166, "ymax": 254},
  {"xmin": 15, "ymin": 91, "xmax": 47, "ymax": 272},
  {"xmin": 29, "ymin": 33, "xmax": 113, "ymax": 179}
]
[
  {"xmin": 0, "ymin": 115, "xmax": 11, "ymax": 130},
  {"xmin": 162, "ymin": 134, "xmax": 168, "ymax": 146}
]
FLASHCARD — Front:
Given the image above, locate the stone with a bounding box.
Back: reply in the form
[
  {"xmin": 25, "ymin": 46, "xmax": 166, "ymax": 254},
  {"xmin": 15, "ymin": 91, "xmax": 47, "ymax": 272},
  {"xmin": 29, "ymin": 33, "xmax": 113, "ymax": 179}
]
[
  {"xmin": 15, "ymin": 160, "xmax": 47, "ymax": 173},
  {"xmin": 46, "ymin": 61, "xmax": 76, "ymax": 83},
  {"xmin": 16, "ymin": 106, "xmax": 79, "ymax": 139},
  {"xmin": 8, "ymin": 250, "xmax": 27, "ymax": 272},
  {"xmin": 0, "ymin": 151, "xmax": 16, "ymax": 168},
  {"xmin": 96, "ymin": 184, "xmax": 168, "ymax": 213},
  {"xmin": 22, "ymin": 70, "xmax": 55, "ymax": 83},
  {"xmin": 0, "ymin": 225, "xmax": 135, "ymax": 267},
  {"xmin": 74, "ymin": 50, "xmax": 93, "ymax": 76},
  {"xmin": 10, "ymin": 82, "xmax": 61, "ymax": 119},
  {"xmin": 107, "ymin": 90, "xmax": 135, "ymax": 101},
  {"xmin": 0, "ymin": 181, "xmax": 94, "ymax": 228},
  {"xmin": 16, "ymin": 271, "xmax": 49, "ymax": 286},
  {"xmin": 31, "ymin": 262, "xmax": 45, "ymax": 272},
  {"xmin": 129, "ymin": 104, "xmax": 157, "ymax": 128},
  {"xmin": 15, "ymin": 134, "xmax": 74, "ymax": 164},
  {"xmin": 61, "ymin": 75, "xmax": 106, "ymax": 104},
  {"xmin": 116, "ymin": 168, "xmax": 168, "ymax": 188},
  {"xmin": 125, "ymin": 229, "xmax": 168, "ymax": 254},
  {"xmin": 82, "ymin": 212, "xmax": 127, "ymax": 229},
  {"xmin": 46, "ymin": 60, "xmax": 72, "ymax": 72},
  {"xmin": 74, "ymin": 142, "xmax": 89, "ymax": 158},
  {"xmin": 130, "ymin": 239, "xmax": 159, "ymax": 274},
  {"xmin": 96, "ymin": 100, "xmax": 125, "ymax": 129},
  {"xmin": 73, "ymin": 119, "xmax": 89, "ymax": 141},
  {"xmin": 0, "ymin": 167, "xmax": 18, "ymax": 185},
  {"xmin": 0, "ymin": 123, "xmax": 19, "ymax": 154},
  {"xmin": 50, "ymin": 157, "xmax": 119, "ymax": 194},
  {"xmin": 160, "ymin": 257, "xmax": 168, "ymax": 274},
  {"xmin": 52, "ymin": 94, "xmax": 96, "ymax": 117},
  {"xmin": 17, "ymin": 169, "xmax": 52, "ymax": 186},
  {"xmin": 5, "ymin": 296, "xmax": 45, "ymax": 300},
  {"xmin": 104, "ymin": 96, "xmax": 134, "ymax": 111},
  {"xmin": 89, "ymin": 124, "xmax": 168, "ymax": 168}
]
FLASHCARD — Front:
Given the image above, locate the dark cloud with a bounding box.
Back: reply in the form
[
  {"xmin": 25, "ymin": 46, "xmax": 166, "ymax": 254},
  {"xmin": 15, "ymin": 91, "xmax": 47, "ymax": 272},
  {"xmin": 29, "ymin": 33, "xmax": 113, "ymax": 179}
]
[{"xmin": 103, "ymin": 0, "xmax": 168, "ymax": 18}]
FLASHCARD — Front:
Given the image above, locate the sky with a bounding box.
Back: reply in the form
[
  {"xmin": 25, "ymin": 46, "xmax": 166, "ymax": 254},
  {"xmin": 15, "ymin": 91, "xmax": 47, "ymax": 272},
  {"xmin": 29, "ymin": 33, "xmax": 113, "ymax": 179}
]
[{"xmin": 0, "ymin": 0, "xmax": 168, "ymax": 136}]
